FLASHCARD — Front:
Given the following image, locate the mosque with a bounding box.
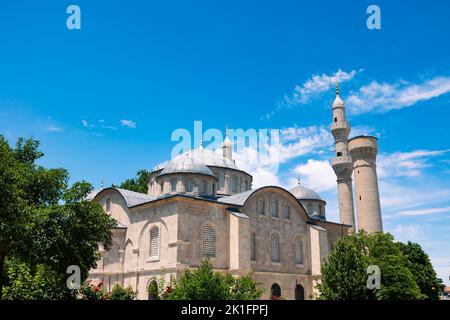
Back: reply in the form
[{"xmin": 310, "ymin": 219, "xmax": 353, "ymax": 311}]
[{"xmin": 87, "ymin": 85, "xmax": 383, "ymax": 299}]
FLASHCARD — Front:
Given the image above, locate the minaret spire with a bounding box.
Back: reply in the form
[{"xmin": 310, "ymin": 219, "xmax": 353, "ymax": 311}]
[
  {"xmin": 222, "ymin": 127, "xmax": 233, "ymax": 160},
  {"xmin": 330, "ymin": 83, "xmax": 356, "ymax": 231}
]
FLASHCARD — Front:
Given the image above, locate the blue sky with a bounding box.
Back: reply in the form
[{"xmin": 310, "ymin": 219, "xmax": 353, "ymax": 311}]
[{"xmin": 1, "ymin": 0, "xmax": 449, "ymax": 284}]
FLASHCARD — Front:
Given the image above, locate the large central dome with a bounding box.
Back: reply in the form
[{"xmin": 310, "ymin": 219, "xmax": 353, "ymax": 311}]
[
  {"xmin": 154, "ymin": 148, "xmax": 240, "ymax": 171},
  {"xmin": 159, "ymin": 153, "xmax": 216, "ymax": 178},
  {"xmin": 149, "ymin": 147, "xmax": 252, "ymax": 197}
]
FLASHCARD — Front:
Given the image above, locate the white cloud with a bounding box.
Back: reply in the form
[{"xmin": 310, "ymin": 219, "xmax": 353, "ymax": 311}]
[
  {"xmin": 82, "ymin": 119, "xmax": 94, "ymax": 128},
  {"xmin": 285, "ymin": 69, "xmax": 361, "ymax": 106},
  {"xmin": 378, "ymin": 149, "xmax": 450, "ymax": 178},
  {"xmin": 347, "ymin": 76, "xmax": 450, "ymax": 114},
  {"xmin": 389, "ymin": 224, "xmax": 426, "ymax": 243},
  {"xmin": 120, "ymin": 119, "xmax": 136, "ymax": 128},
  {"xmin": 44, "ymin": 126, "xmax": 63, "ymax": 132},
  {"xmin": 380, "ymin": 180, "xmax": 450, "ymax": 214},
  {"xmin": 397, "ymin": 206, "xmax": 450, "ymax": 217},
  {"xmin": 278, "ymin": 126, "xmax": 332, "ymax": 162},
  {"xmin": 265, "ymin": 68, "xmax": 362, "ymax": 119},
  {"xmin": 250, "ymin": 168, "xmax": 280, "ymax": 188},
  {"xmin": 232, "ymin": 124, "xmax": 375, "ymax": 189},
  {"xmin": 291, "ymin": 159, "xmax": 336, "ymax": 193}
]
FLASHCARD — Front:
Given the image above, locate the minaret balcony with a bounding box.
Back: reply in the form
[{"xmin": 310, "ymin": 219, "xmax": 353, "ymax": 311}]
[
  {"xmin": 332, "ymin": 156, "xmax": 352, "ymax": 167},
  {"xmin": 330, "ymin": 121, "xmax": 350, "ymax": 132},
  {"xmin": 332, "ymin": 156, "xmax": 353, "ymax": 177}
]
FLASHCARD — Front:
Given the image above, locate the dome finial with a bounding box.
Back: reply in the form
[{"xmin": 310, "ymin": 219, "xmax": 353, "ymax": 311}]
[
  {"xmin": 200, "ymin": 137, "xmax": 204, "ymax": 150},
  {"xmin": 297, "ymin": 177, "xmax": 301, "ymax": 186},
  {"xmin": 335, "ymin": 81, "xmax": 340, "ymax": 96}
]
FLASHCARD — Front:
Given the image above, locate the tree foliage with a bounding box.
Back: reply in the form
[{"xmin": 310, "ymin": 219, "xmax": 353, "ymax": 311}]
[
  {"xmin": 0, "ymin": 135, "xmax": 116, "ymax": 299},
  {"xmin": 113, "ymin": 169, "xmax": 151, "ymax": 194},
  {"xmin": 155, "ymin": 259, "xmax": 262, "ymax": 300},
  {"xmin": 397, "ymin": 241, "xmax": 443, "ymax": 300},
  {"xmin": 2, "ymin": 259, "xmax": 66, "ymax": 300},
  {"xmin": 78, "ymin": 281, "xmax": 136, "ymax": 300},
  {"xmin": 316, "ymin": 231, "xmax": 440, "ymax": 300}
]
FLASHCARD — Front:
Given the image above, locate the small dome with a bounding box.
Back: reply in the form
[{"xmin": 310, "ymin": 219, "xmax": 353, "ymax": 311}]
[
  {"xmin": 158, "ymin": 153, "xmax": 216, "ymax": 178},
  {"xmin": 289, "ymin": 185, "xmax": 322, "ymax": 201}
]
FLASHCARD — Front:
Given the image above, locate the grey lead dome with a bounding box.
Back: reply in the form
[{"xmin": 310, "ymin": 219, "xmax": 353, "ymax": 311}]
[
  {"xmin": 155, "ymin": 148, "xmax": 240, "ymax": 172},
  {"xmin": 158, "ymin": 152, "xmax": 216, "ymax": 178},
  {"xmin": 289, "ymin": 185, "xmax": 322, "ymax": 201}
]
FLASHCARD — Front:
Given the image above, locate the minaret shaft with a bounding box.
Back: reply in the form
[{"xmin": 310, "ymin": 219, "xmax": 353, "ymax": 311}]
[
  {"xmin": 331, "ymin": 84, "xmax": 356, "ymax": 232},
  {"xmin": 348, "ymin": 136, "xmax": 383, "ymax": 233}
]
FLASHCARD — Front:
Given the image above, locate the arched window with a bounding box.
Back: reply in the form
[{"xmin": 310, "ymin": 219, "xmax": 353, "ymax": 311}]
[
  {"xmin": 271, "ymin": 232, "xmax": 280, "ymax": 263},
  {"xmin": 295, "ymin": 284, "xmax": 305, "ymax": 300},
  {"xmin": 186, "ymin": 179, "xmax": 193, "ymax": 192},
  {"xmin": 218, "ymin": 173, "xmax": 223, "ymax": 189},
  {"xmin": 150, "ymin": 226, "xmax": 159, "ymax": 257},
  {"xmin": 202, "ymin": 224, "xmax": 215, "ymax": 257},
  {"xmin": 283, "ymin": 205, "xmax": 290, "ymax": 219},
  {"xmin": 294, "ymin": 236, "xmax": 303, "ymax": 265},
  {"xmin": 257, "ymin": 198, "xmax": 265, "ymax": 215},
  {"xmin": 201, "ymin": 180, "xmax": 207, "ymax": 193},
  {"xmin": 244, "ymin": 180, "xmax": 248, "ymax": 191},
  {"xmin": 271, "ymin": 283, "xmax": 281, "ymax": 298},
  {"xmin": 106, "ymin": 198, "xmax": 111, "ymax": 213},
  {"xmin": 171, "ymin": 179, "xmax": 177, "ymax": 192},
  {"xmin": 232, "ymin": 176, "xmax": 238, "ymax": 193},
  {"xmin": 271, "ymin": 199, "xmax": 278, "ymax": 217},
  {"xmin": 250, "ymin": 232, "xmax": 256, "ymax": 261},
  {"xmin": 147, "ymin": 280, "xmax": 158, "ymax": 300}
]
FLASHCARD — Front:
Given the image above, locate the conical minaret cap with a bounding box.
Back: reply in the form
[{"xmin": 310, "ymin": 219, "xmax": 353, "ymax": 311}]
[
  {"xmin": 223, "ymin": 127, "xmax": 231, "ymax": 146},
  {"xmin": 333, "ymin": 82, "xmax": 344, "ymax": 108}
]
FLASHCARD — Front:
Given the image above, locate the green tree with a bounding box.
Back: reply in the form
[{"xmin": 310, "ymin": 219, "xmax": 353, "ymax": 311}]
[
  {"xmin": 397, "ymin": 241, "xmax": 442, "ymax": 300},
  {"xmin": 0, "ymin": 136, "xmax": 116, "ymax": 299},
  {"xmin": 110, "ymin": 284, "xmax": 137, "ymax": 300},
  {"xmin": 2, "ymin": 259, "xmax": 65, "ymax": 300},
  {"xmin": 366, "ymin": 233, "xmax": 424, "ymax": 300},
  {"xmin": 162, "ymin": 259, "xmax": 262, "ymax": 300},
  {"xmin": 316, "ymin": 232, "xmax": 370, "ymax": 300},
  {"xmin": 316, "ymin": 232, "xmax": 425, "ymax": 300},
  {"xmin": 113, "ymin": 169, "xmax": 151, "ymax": 193}
]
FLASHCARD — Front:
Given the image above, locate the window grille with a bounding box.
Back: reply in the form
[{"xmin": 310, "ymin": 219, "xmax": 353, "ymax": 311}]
[
  {"xmin": 271, "ymin": 199, "xmax": 278, "ymax": 217},
  {"xmin": 271, "ymin": 233, "xmax": 280, "ymax": 262},
  {"xmin": 202, "ymin": 224, "xmax": 215, "ymax": 257},
  {"xmin": 294, "ymin": 237, "xmax": 303, "ymax": 265},
  {"xmin": 251, "ymin": 232, "xmax": 256, "ymax": 261},
  {"xmin": 150, "ymin": 226, "xmax": 159, "ymax": 257},
  {"xmin": 257, "ymin": 198, "xmax": 265, "ymax": 215},
  {"xmin": 283, "ymin": 205, "xmax": 290, "ymax": 219}
]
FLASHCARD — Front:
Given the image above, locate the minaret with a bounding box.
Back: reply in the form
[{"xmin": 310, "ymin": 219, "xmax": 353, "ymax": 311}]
[
  {"xmin": 348, "ymin": 136, "xmax": 383, "ymax": 233},
  {"xmin": 222, "ymin": 128, "xmax": 233, "ymax": 160},
  {"xmin": 330, "ymin": 83, "xmax": 356, "ymax": 231}
]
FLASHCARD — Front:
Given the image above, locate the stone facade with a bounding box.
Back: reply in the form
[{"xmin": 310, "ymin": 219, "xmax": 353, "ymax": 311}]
[
  {"xmin": 86, "ymin": 91, "xmax": 385, "ymax": 299},
  {"xmin": 88, "ymin": 181, "xmax": 350, "ymax": 300}
]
